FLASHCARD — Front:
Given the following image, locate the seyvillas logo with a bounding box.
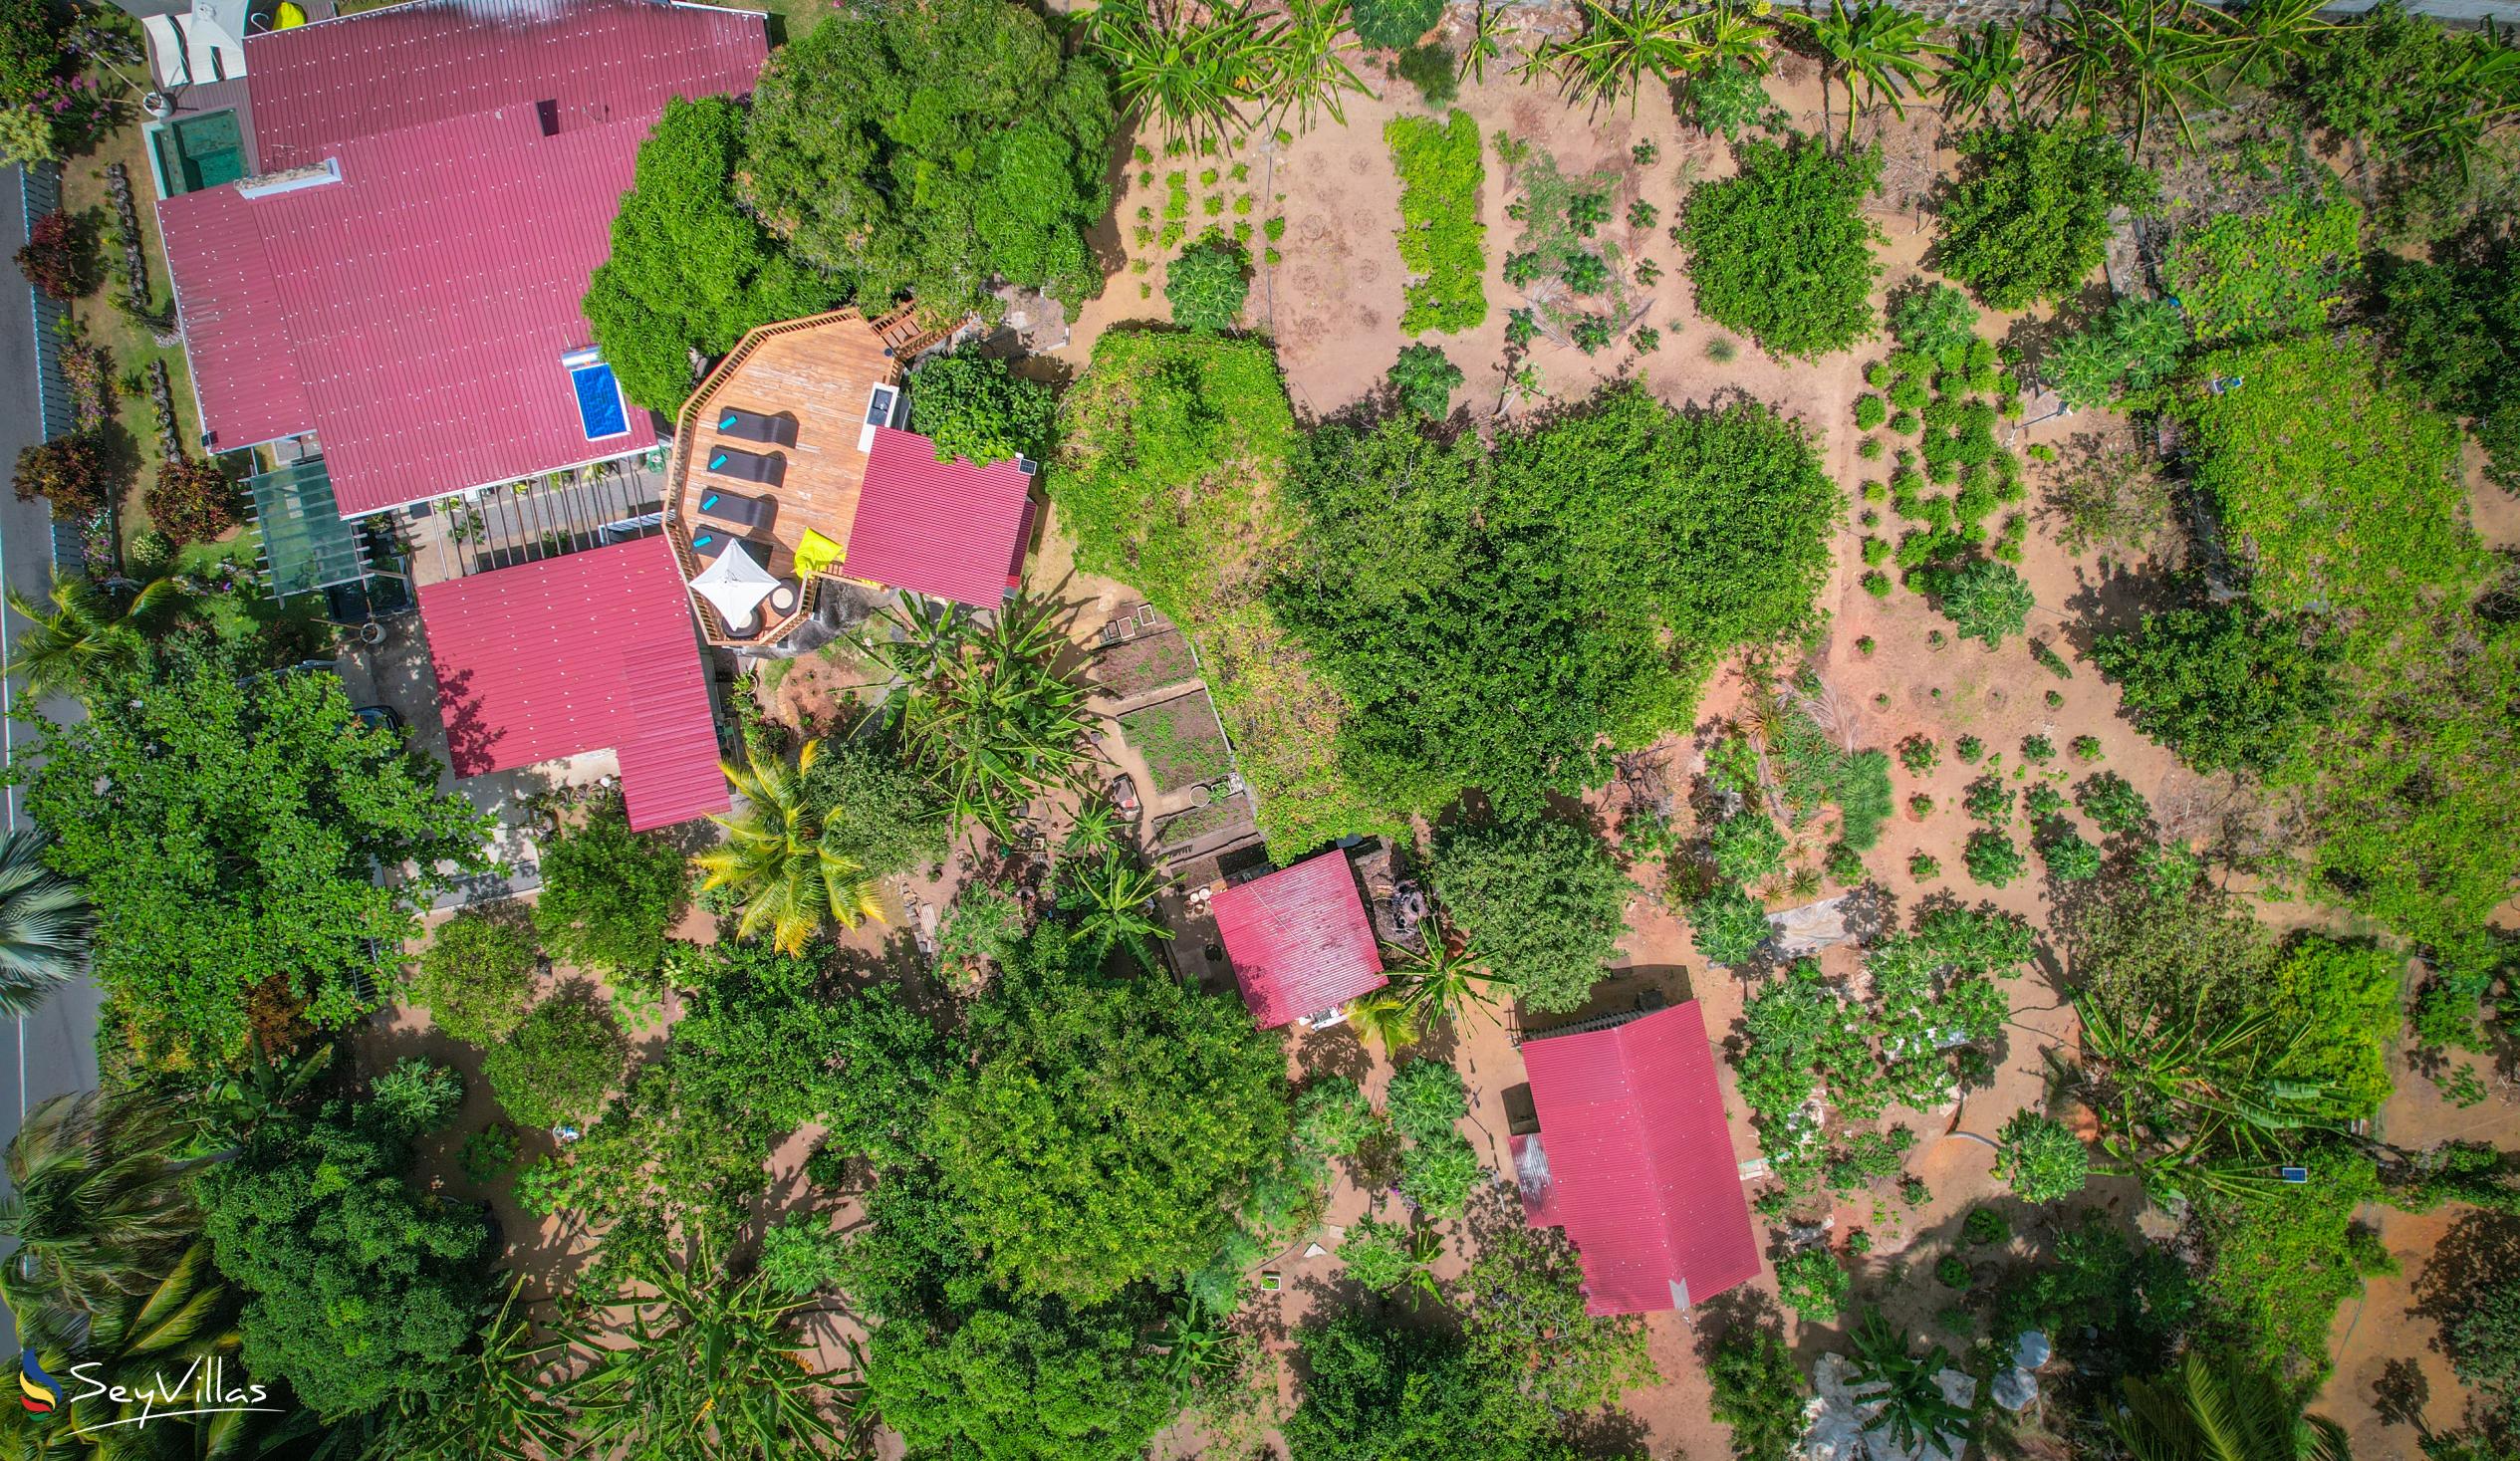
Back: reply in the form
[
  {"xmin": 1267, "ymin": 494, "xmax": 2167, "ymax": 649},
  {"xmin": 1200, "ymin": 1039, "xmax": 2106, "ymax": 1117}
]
[{"xmin": 19, "ymin": 1349, "xmax": 62, "ymax": 1414}]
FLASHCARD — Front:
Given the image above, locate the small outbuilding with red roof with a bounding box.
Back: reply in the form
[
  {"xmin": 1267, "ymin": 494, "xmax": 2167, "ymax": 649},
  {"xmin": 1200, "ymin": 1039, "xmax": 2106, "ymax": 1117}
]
[
  {"xmin": 1512, "ymin": 999, "xmax": 1761, "ymax": 1316},
  {"xmin": 418, "ymin": 536, "xmax": 729, "ymax": 833},
  {"xmin": 1210, "ymin": 850, "xmax": 1387, "ymax": 1030}
]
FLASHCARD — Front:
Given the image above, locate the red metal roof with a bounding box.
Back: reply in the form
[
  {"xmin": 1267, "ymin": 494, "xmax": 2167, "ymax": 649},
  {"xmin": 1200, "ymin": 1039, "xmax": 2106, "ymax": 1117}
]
[
  {"xmin": 849, "ymin": 426, "xmax": 1037, "ymax": 608},
  {"xmin": 418, "ymin": 536, "xmax": 730, "ymax": 832},
  {"xmin": 1210, "ymin": 851, "xmax": 1386, "ymax": 1029},
  {"xmin": 156, "ymin": 0, "xmax": 764, "ymax": 514},
  {"xmin": 1517, "ymin": 1001, "xmax": 1762, "ymax": 1316},
  {"xmin": 242, "ymin": 0, "xmax": 772, "ymax": 173}
]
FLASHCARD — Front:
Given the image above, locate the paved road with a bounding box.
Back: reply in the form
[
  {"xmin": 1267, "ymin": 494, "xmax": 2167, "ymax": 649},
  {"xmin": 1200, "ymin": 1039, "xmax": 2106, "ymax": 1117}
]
[{"xmin": 1, "ymin": 163, "xmax": 105, "ymax": 1338}]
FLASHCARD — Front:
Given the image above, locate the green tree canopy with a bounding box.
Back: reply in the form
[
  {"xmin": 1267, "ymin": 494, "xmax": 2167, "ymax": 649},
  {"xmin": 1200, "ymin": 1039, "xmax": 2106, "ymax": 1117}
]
[
  {"xmin": 2091, "ymin": 602, "xmax": 2340, "ymax": 776},
  {"xmin": 2377, "ymin": 242, "xmax": 2520, "ymax": 491},
  {"xmin": 739, "ymin": 0, "xmax": 1115, "ymax": 323},
  {"xmin": 199, "ymin": 1104, "xmax": 492, "ymax": 1420},
  {"xmin": 865, "ymin": 1301, "xmax": 1180, "ymax": 1461},
  {"xmin": 582, "ymin": 95, "xmax": 843, "ymax": 413},
  {"xmin": 1429, "ymin": 817, "xmax": 1630, "ymax": 1013},
  {"xmin": 533, "ymin": 792, "xmax": 689, "ymax": 979},
  {"xmin": 1679, "ymin": 133, "xmax": 1884, "ymax": 362},
  {"xmin": 16, "ymin": 639, "xmax": 490, "ymax": 1071},
  {"xmin": 926, "ymin": 922, "xmax": 1291, "ymax": 1305},
  {"xmin": 481, "ymin": 983, "xmax": 627, "ymax": 1129},
  {"xmin": 1935, "ymin": 122, "xmax": 2156, "ymax": 310},
  {"xmin": 1285, "ymin": 1313, "xmax": 1586, "ymax": 1461},
  {"xmin": 907, "ymin": 348, "xmax": 1058, "ymax": 467}
]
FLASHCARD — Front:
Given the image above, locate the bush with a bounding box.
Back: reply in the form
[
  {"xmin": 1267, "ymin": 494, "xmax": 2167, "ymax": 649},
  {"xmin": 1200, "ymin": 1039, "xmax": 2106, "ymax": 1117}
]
[
  {"xmin": 2267, "ymin": 935, "xmax": 2404, "ymax": 1120},
  {"xmin": 1963, "ymin": 775, "xmax": 2013, "ymax": 825},
  {"xmin": 1166, "ymin": 232, "xmax": 1249, "ymax": 331},
  {"xmin": 1388, "ymin": 343, "xmax": 1464, "ymax": 418},
  {"xmin": 907, "ymin": 349, "xmax": 1057, "ymax": 466},
  {"xmin": 1963, "ymin": 1205, "xmax": 2009, "ymax": 1245},
  {"xmin": 1933, "ymin": 559, "xmax": 2033, "ymax": 646},
  {"xmin": 411, "ymin": 908, "xmax": 540, "ymax": 1046},
  {"xmin": 458, "ymin": 1121, "xmax": 519, "ymax": 1183},
  {"xmin": 1340, "ymin": 1215, "xmax": 1418, "ymax": 1292},
  {"xmin": 2042, "ymin": 831, "xmax": 2103, "ymax": 881},
  {"xmin": 1854, "ymin": 393, "xmax": 1888, "ymax": 430},
  {"xmin": 1936, "ymin": 122, "xmax": 2156, "ymax": 310},
  {"xmin": 2165, "ymin": 196, "xmax": 2362, "ymax": 346},
  {"xmin": 1690, "ymin": 882, "xmax": 1769, "ymax": 966},
  {"xmin": 1399, "ymin": 1129, "xmax": 1482, "ymax": 1218},
  {"xmin": 481, "ymin": 985, "xmax": 627, "ymax": 1129},
  {"xmin": 1776, "ymin": 1248, "xmax": 1849, "ymax": 1321},
  {"xmin": 2049, "ymin": 297, "xmax": 2190, "ymax": 408},
  {"xmin": 806, "ymin": 740, "xmax": 952, "ymax": 877},
  {"xmin": 12, "ymin": 433, "xmax": 113, "ymax": 520},
  {"xmin": 1991, "ymin": 1110, "xmax": 2089, "ymax": 1203},
  {"xmin": 2091, "ymin": 604, "xmax": 2340, "ymax": 777},
  {"xmin": 1965, "ymin": 829, "xmax": 2025, "ymax": 886},
  {"xmin": 13, "ymin": 208, "xmax": 93, "ymax": 301},
  {"xmin": 370, "ymin": 1058, "xmax": 463, "ymax": 1134},
  {"xmin": 1384, "ymin": 111, "xmax": 1487, "ymax": 334},
  {"xmin": 1684, "ymin": 62, "xmax": 1777, "ymax": 141},
  {"xmin": 757, "ymin": 1212, "xmax": 851, "ymax": 1297},
  {"xmin": 1909, "ymin": 852, "xmax": 1940, "ymax": 879},
  {"xmin": 2021, "ymin": 733, "xmax": 2054, "ymax": 764},
  {"xmin": 1678, "ymin": 133, "xmax": 1883, "ymax": 361},
  {"xmin": 1707, "ymin": 1321, "xmax": 1806, "ymax": 1461},
  {"xmin": 1898, "ymin": 735, "xmax": 1939, "ymax": 775},
  {"xmin": 1393, "ymin": 41, "xmax": 1456, "ymax": 105},
  {"xmin": 1936, "ymin": 1253, "xmax": 1973, "ymax": 1288},
  {"xmin": 2074, "ymin": 772, "xmax": 2150, "ymax": 838},
  {"xmin": 2378, "ymin": 243, "xmax": 2520, "ymax": 488},
  {"xmin": 145, "ymin": 457, "xmax": 243, "ymax": 546},
  {"xmin": 533, "ymin": 794, "xmax": 689, "ymax": 980},
  {"xmin": 1386, "ymin": 1060, "xmax": 1468, "ymax": 1143},
  {"xmin": 1561, "ymin": 249, "xmax": 1610, "ymax": 295},
  {"xmin": 1354, "ymin": 0, "xmax": 1441, "ymax": 47},
  {"xmin": 1889, "ymin": 280, "xmax": 1979, "ymax": 365},
  {"xmin": 1431, "ymin": 817, "xmax": 1630, "ymax": 1012},
  {"xmin": 1295, "ymin": 1076, "xmax": 1381, "ymax": 1157},
  {"xmin": 1708, "ymin": 809, "xmax": 1786, "ymax": 885}
]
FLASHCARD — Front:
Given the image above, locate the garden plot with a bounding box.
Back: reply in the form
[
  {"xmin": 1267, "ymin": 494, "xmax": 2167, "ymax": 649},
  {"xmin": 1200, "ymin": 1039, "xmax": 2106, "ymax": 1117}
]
[
  {"xmin": 1117, "ymin": 691, "xmax": 1236, "ymax": 795},
  {"xmin": 1092, "ymin": 626, "xmax": 1202, "ymax": 700}
]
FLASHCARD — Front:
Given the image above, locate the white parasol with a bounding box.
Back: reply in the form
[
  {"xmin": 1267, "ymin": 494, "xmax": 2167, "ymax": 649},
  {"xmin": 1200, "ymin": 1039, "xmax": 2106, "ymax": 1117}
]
[{"xmin": 688, "ymin": 540, "xmax": 778, "ymax": 628}]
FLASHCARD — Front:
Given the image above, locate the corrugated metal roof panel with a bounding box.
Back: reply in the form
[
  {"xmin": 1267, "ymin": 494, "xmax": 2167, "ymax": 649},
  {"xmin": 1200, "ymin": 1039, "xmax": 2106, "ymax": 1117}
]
[
  {"xmin": 1210, "ymin": 850, "xmax": 1386, "ymax": 1029},
  {"xmin": 155, "ymin": 184, "xmax": 313, "ymax": 450},
  {"xmin": 848, "ymin": 426, "xmax": 1036, "ymax": 608},
  {"xmin": 417, "ymin": 537, "xmax": 728, "ymax": 832},
  {"xmin": 241, "ymin": 0, "xmax": 770, "ymax": 172},
  {"xmin": 1518, "ymin": 1000, "xmax": 1762, "ymax": 1316}
]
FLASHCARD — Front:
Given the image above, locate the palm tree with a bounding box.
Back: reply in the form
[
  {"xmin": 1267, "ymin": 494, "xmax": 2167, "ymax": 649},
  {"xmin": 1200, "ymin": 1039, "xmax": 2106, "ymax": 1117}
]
[
  {"xmin": 1064, "ymin": 848, "xmax": 1172, "ymax": 970},
  {"xmin": 1540, "ymin": 0, "xmax": 1774, "ymax": 113},
  {"xmin": 2036, "ymin": 0, "xmax": 2223, "ymax": 155},
  {"xmin": 1381, "ymin": 917, "xmax": 1510, "ymax": 1036},
  {"xmin": 365, "ymin": 1277, "xmax": 575, "ymax": 1461},
  {"xmin": 695, "ymin": 738, "xmax": 884, "ymax": 956},
  {"xmin": 1807, "ymin": 0, "xmax": 1946, "ymax": 144},
  {"xmin": 1846, "ymin": 1311, "xmax": 1974, "ymax": 1457},
  {"xmin": 1253, "ymin": 0, "xmax": 1369, "ymax": 132},
  {"xmin": 1935, "ymin": 21, "xmax": 2026, "ymax": 125},
  {"xmin": 0, "ymin": 1087, "xmax": 201, "ymax": 1329},
  {"xmin": 861, "ymin": 593, "xmax": 1098, "ymax": 843},
  {"xmin": 2113, "ymin": 1349, "xmax": 2353, "ymax": 1461},
  {"xmin": 0, "ymin": 831, "xmax": 88, "ymax": 1018},
  {"xmin": 1, "ymin": 575, "xmax": 176, "ymax": 703},
  {"xmin": 1092, "ymin": 0, "xmax": 1266, "ymax": 147},
  {"xmin": 1346, "ymin": 990, "xmax": 1420, "ymax": 1055},
  {"xmin": 571, "ymin": 1231, "xmax": 861, "ymax": 1460}
]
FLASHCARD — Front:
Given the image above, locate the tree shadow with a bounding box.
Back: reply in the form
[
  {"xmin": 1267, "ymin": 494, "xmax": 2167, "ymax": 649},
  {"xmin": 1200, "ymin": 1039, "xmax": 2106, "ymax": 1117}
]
[{"xmin": 2411, "ymin": 1209, "xmax": 2520, "ymax": 1346}]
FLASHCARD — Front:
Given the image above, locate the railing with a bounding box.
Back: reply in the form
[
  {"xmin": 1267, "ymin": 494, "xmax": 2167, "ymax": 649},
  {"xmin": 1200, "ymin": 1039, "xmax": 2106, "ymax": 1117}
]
[
  {"xmin": 18, "ymin": 163, "xmax": 76, "ymax": 571},
  {"xmin": 662, "ymin": 306, "xmax": 904, "ymax": 648}
]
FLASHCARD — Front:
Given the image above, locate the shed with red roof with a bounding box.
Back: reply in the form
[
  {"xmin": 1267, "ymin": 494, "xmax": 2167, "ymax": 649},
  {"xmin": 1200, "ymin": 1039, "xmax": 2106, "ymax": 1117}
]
[
  {"xmin": 1210, "ymin": 851, "xmax": 1387, "ymax": 1029},
  {"xmin": 1513, "ymin": 1000, "xmax": 1761, "ymax": 1316},
  {"xmin": 418, "ymin": 536, "xmax": 729, "ymax": 833},
  {"xmin": 850, "ymin": 426, "xmax": 1037, "ymax": 609},
  {"xmin": 156, "ymin": 0, "xmax": 767, "ymax": 516}
]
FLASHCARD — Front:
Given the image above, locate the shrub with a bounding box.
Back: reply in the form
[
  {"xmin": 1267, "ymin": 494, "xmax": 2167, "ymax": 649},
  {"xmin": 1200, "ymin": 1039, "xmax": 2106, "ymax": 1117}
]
[
  {"xmin": 1826, "ymin": 842, "xmax": 1865, "ymax": 885},
  {"xmin": 1399, "ymin": 1129, "xmax": 1482, "ymax": 1218},
  {"xmin": 1561, "ymin": 249, "xmax": 1610, "ymax": 295},
  {"xmin": 2049, "ymin": 297, "xmax": 2189, "ymax": 408},
  {"xmin": 13, "ymin": 208, "xmax": 93, "ymax": 301},
  {"xmin": 459, "ymin": 1121, "xmax": 519, "ymax": 1183},
  {"xmin": 12, "ymin": 433, "xmax": 112, "ymax": 520},
  {"xmin": 1963, "ymin": 775, "xmax": 2014, "ymax": 825},
  {"xmin": 409, "ymin": 910, "xmax": 539, "ymax": 1046},
  {"xmin": 1678, "ymin": 133, "xmax": 1883, "ymax": 361},
  {"xmin": 481, "ymin": 985, "xmax": 627, "ymax": 1129},
  {"xmin": 1889, "ymin": 408, "xmax": 1919, "ymax": 434},
  {"xmin": 2267, "ymin": 935, "xmax": 2404, "ymax": 1120},
  {"xmin": 1933, "ymin": 559, "xmax": 2034, "ymax": 646},
  {"xmin": 1964, "ymin": 829, "xmax": 2025, "ymax": 886},
  {"xmin": 1340, "ymin": 1215, "xmax": 1418, "ymax": 1292},
  {"xmin": 1386, "ymin": 1060, "xmax": 1469, "ymax": 1143},
  {"xmin": 1776, "ymin": 1248, "xmax": 1849, "ymax": 1321},
  {"xmin": 1353, "ymin": 0, "xmax": 1441, "ymax": 48},
  {"xmin": 370, "ymin": 1058, "xmax": 463, "ymax": 1134},
  {"xmin": 757, "ymin": 1212, "xmax": 851, "ymax": 1297},
  {"xmin": 1684, "ymin": 62, "xmax": 1777, "ymax": 140},
  {"xmin": 1854, "ymin": 393, "xmax": 1888, "ymax": 430},
  {"xmin": 1963, "ymin": 1205, "xmax": 2008, "ymax": 1245},
  {"xmin": 1991, "ymin": 1110, "xmax": 2090, "ymax": 1203},
  {"xmin": 1936, "ymin": 1253, "xmax": 1973, "ymax": 1288},
  {"xmin": 2042, "ymin": 832, "xmax": 2103, "ymax": 881},
  {"xmin": 2074, "ymin": 772, "xmax": 2150, "ymax": 837},
  {"xmin": 1898, "ymin": 735, "xmax": 1939, "ymax": 775},
  {"xmin": 1385, "ymin": 111, "xmax": 1487, "ymax": 334},
  {"xmin": 1954, "ymin": 735, "xmax": 1983, "ymax": 763},
  {"xmin": 145, "ymin": 457, "xmax": 243, "ymax": 546},
  {"xmin": 1936, "ymin": 122, "xmax": 2156, "ymax": 310},
  {"xmin": 1166, "ymin": 232, "xmax": 1250, "ymax": 331},
  {"xmin": 1431, "ymin": 817, "xmax": 1630, "ymax": 1012},
  {"xmin": 1690, "ymin": 883, "xmax": 1770, "ymax": 966},
  {"xmin": 1890, "ymin": 280, "xmax": 1979, "ymax": 365},
  {"xmin": 1388, "ymin": 343, "xmax": 1464, "ymax": 419},
  {"xmin": 1708, "ymin": 809, "xmax": 1787, "ymax": 885},
  {"xmin": 907, "ymin": 349, "xmax": 1058, "ymax": 466},
  {"xmin": 533, "ymin": 794, "xmax": 688, "ymax": 980},
  {"xmin": 1908, "ymin": 852, "xmax": 1940, "ymax": 878},
  {"xmin": 2024, "ymin": 785, "xmax": 2067, "ymax": 820},
  {"xmin": 1908, "ymin": 793, "xmax": 1933, "ymax": 817},
  {"xmin": 2021, "ymin": 733, "xmax": 2054, "ymax": 765},
  {"xmin": 1861, "ymin": 570, "xmax": 1891, "ymax": 597},
  {"xmin": 2165, "ymin": 196, "xmax": 2362, "ymax": 346},
  {"xmin": 1707, "ymin": 1322, "xmax": 1806, "ymax": 1461},
  {"xmin": 1295, "ymin": 1076, "xmax": 1382, "ymax": 1157},
  {"xmin": 2070, "ymin": 734, "xmax": 2103, "ymax": 761},
  {"xmin": 1392, "ymin": 40, "xmax": 1456, "ymax": 105}
]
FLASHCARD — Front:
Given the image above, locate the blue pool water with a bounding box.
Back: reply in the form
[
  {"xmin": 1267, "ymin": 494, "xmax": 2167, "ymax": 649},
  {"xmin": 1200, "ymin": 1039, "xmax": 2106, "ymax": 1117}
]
[{"xmin": 571, "ymin": 363, "xmax": 629, "ymax": 440}]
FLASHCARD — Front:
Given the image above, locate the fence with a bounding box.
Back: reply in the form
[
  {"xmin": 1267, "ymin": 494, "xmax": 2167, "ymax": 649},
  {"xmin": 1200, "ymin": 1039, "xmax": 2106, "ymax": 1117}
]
[{"xmin": 17, "ymin": 163, "xmax": 76, "ymax": 572}]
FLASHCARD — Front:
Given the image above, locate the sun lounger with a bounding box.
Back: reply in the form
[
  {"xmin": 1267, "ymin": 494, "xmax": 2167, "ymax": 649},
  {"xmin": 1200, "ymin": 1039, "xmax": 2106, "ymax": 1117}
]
[
  {"xmin": 703, "ymin": 446, "xmax": 783, "ymax": 487},
  {"xmin": 715, "ymin": 407, "xmax": 793, "ymax": 445},
  {"xmin": 687, "ymin": 529, "xmax": 733, "ymax": 562},
  {"xmin": 694, "ymin": 485, "xmax": 774, "ymax": 530}
]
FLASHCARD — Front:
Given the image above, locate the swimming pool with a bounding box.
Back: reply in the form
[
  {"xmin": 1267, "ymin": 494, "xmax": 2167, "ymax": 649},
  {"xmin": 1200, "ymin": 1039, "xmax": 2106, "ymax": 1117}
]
[{"xmin": 569, "ymin": 361, "xmax": 629, "ymax": 440}]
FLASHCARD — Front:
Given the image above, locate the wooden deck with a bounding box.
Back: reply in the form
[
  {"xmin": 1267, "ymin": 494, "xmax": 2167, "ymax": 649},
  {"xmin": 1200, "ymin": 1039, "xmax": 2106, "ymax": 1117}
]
[{"xmin": 664, "ymin": 307, "xmax": 939, "ymax": 646}]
